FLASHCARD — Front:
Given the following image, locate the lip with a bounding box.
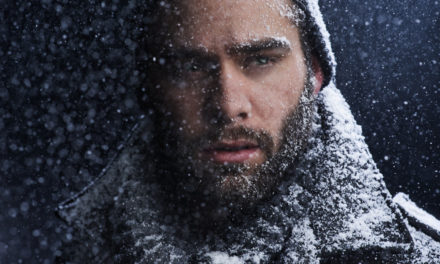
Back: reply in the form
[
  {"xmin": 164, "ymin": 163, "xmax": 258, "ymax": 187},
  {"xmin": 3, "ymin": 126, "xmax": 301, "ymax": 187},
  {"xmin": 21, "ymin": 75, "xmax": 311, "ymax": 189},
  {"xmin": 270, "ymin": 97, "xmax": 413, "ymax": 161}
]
[{"xmin": 202, "ymin": 140, "xmax": 261, "ymax": 163}]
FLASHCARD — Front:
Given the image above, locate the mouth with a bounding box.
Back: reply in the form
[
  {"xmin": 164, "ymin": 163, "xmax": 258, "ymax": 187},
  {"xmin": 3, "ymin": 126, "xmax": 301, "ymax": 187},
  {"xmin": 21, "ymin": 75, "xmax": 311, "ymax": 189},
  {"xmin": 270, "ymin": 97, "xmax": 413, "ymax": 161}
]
[{"xmin": 202, "ymin": 140, "xmax": 262, "ymax": 164}]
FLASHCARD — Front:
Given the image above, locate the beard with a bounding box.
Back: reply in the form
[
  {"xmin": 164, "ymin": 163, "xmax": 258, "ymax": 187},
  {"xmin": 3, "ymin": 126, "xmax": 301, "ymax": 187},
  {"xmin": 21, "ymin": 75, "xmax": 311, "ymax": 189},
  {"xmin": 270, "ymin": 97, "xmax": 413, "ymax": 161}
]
[{"xmin": 152, "ymin": 74, "xmax": 315, "ymax": 227}]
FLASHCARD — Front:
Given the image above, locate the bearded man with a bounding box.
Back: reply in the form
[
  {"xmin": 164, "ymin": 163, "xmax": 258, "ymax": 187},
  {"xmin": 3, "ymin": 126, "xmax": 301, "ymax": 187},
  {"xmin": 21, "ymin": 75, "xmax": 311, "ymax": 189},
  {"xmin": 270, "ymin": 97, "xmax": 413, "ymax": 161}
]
[{"xmin": 57, "ymin": 0, "xmax": 440, "ymax": 263}]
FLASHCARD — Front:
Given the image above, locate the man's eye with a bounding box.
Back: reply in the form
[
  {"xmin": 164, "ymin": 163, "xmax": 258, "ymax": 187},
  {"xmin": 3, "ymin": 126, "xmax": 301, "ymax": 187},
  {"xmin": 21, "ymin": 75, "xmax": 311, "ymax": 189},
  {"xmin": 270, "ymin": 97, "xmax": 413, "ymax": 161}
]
[
  {"xmin": 244, "ymin": 55, "xmax": 275, "ymax": 69},
  {"xmin": 182, "ymin": 60, "xmax": 219, "ymax": 74},
  {"xmin": 190, "ymin": 64, "xmax": 200, "ymax": 72},
  {"xmin": 255, "ymin": 56, "xmax": 270, "ymax": 65},
  {"xmin": 183, "ymin": 61, "xmax": 201, "ymax": 72}
]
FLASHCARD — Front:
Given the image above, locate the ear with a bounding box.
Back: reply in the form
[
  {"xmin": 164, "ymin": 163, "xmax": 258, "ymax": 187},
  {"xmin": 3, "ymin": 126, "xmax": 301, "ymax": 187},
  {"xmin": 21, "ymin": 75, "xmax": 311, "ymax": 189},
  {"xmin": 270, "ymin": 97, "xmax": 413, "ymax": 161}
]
[{"xmin": 312, "ymin": 56, "xmax": 323, "ymax": 95}]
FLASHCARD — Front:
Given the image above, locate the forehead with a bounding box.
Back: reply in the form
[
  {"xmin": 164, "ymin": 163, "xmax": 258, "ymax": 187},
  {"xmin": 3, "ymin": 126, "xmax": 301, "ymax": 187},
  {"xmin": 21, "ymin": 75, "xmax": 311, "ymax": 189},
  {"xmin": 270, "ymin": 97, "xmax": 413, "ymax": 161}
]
[{"xmin": 161, "ymin": 0, "xmax": 299, "ymax": 48}]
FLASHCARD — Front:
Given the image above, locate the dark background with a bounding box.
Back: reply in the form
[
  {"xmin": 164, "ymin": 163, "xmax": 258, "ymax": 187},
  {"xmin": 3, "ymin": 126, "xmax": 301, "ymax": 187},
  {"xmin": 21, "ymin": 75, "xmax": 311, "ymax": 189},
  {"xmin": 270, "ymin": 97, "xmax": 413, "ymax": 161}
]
[{"xmin": 1, "ymin": 0, "xmax": 439, "ymax": 262}]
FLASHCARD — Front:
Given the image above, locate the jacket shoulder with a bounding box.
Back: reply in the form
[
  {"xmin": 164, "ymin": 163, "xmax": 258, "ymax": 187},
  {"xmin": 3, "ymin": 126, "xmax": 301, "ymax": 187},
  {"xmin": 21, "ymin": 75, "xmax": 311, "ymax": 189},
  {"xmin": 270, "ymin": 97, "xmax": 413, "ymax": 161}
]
[
  {"xmin": 55, "ymin": 121, "xmax": 152, "ymax": 262},
  {"xmin": 393, "ymin": 193, "xmax": 440, "ymax": 262},
  {"xmin": 56, "ymin": 121, "xmax": 150, "ymax": 225}
]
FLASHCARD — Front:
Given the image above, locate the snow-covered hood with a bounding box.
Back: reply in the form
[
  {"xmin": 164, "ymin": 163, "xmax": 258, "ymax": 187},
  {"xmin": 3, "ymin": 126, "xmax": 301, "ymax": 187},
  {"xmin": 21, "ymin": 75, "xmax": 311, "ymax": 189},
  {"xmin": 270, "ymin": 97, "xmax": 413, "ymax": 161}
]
[{"xmin": 295, "ymin": 0, "xmax": 336, "ymax": 88}]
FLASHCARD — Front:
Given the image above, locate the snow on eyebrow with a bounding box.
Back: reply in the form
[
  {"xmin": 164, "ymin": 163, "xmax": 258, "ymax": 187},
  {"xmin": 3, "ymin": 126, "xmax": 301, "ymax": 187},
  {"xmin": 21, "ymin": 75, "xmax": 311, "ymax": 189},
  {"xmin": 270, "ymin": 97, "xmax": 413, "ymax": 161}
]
[
  {"xmin": 271, "ymin": 36, "xmax": 291, "ymax": 48},
  {"xmin": 233, "ymin": 36, "xmax": 291, "ymax": 51}
]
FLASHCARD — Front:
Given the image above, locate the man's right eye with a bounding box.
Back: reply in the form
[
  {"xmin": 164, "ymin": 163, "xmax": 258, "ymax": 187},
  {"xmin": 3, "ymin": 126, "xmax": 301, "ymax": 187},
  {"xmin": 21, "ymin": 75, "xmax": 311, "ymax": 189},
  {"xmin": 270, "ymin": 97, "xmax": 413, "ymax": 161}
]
[
  {"xmin": 243, "ymin": 55, "xmax": 279, "ymax": 69},
  {"xmin": 183, "ymin": 60, "xmax": 202, "ymax": 72},
  {"xmin": 162, "ymin": 56, "xmax": 219, "ymax": 80}
]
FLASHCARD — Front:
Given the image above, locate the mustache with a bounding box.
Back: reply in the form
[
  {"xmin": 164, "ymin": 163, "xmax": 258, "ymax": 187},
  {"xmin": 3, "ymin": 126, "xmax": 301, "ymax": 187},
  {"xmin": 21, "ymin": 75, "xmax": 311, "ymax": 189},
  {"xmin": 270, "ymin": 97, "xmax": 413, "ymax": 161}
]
[{"xmin": 192, "ymin": 126, "xmax": 275, "ymax": 159}]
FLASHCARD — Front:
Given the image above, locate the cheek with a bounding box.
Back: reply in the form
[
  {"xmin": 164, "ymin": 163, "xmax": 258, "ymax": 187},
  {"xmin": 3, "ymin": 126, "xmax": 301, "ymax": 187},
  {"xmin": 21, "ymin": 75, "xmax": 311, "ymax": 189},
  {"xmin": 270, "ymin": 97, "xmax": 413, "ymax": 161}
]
[
  {"xmin": 254, "ymin": 74, "xmax": 305, "ymax": 138},
  {"xmin": 162, "ymin": 85, "xmax": 206, "ymax": 137}
]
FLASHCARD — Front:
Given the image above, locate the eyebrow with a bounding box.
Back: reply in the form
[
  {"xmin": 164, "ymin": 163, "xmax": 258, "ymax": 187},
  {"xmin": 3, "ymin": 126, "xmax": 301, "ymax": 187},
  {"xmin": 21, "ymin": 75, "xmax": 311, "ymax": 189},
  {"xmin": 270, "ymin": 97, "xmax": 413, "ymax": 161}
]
[
  {"xmin": 162, "ymin": 37, "xmax": 291, "ymax": 60},
  {"xmin": 228, "ymin": 38, "xmax": 291, "ymax": 55}
]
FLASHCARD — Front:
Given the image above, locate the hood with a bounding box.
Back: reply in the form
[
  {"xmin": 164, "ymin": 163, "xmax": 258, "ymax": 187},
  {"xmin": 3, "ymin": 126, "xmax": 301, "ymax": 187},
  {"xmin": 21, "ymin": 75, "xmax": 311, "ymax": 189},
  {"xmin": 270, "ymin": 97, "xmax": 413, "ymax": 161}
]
[{"xmin": 296, "ymin": 0, "xmax": 336, "ymax": 88}]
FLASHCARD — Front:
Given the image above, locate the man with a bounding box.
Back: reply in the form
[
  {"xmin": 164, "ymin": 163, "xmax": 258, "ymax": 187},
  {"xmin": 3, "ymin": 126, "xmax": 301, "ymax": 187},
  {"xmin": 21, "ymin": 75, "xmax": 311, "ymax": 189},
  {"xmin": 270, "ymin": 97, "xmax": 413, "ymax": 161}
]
[{"xmin": 57, "ymin": 0, "xmax": 440, "ymax": 263}]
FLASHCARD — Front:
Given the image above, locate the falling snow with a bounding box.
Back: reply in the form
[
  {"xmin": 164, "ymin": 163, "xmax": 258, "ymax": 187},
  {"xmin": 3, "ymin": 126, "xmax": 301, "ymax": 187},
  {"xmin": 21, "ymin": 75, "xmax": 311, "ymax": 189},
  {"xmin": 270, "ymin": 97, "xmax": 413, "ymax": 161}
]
[{"xmin": 1, "ymin": 0, "xmax": 439, "ymax": 262}]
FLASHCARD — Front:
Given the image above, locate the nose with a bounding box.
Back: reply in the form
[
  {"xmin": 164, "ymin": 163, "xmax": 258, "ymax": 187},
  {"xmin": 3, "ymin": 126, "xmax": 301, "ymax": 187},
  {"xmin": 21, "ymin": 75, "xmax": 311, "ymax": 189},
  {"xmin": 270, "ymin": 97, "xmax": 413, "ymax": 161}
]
[{"xmin": 218, "ymin": 61, "xmax": 252, "ymax": 123}]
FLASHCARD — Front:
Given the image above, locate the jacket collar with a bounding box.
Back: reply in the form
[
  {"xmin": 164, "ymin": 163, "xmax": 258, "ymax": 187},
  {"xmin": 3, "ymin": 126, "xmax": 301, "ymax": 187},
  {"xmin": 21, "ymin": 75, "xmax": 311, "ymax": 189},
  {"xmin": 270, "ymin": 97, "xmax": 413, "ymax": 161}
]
[{"xmin": 299, "ymin": 84, "xmax": 413, "ymax": 261}]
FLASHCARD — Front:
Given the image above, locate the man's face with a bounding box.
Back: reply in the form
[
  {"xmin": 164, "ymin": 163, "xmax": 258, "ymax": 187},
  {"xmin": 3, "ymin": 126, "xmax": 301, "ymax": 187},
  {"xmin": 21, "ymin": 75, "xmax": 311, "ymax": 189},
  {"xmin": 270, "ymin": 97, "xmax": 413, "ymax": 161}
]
[{"xmin": 151, "ymin": 0, "xmax": 316, "ymax": 213}]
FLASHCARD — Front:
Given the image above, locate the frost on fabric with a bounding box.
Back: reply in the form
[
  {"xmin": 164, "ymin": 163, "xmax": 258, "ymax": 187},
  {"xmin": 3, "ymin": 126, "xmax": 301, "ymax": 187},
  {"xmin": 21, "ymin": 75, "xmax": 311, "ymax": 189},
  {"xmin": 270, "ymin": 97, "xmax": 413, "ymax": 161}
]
[
  {"xmin": 406, "ymin": 225, "xmax": 440, "ymax": 262},
  {"xmin": 299, "ymin": 84, "xmax": 413, "ymax": 254},
  {"xmin": 393, "ymin": 193, "xmax": 440, "ymax": 237},
  {"xmin": 205, "ymin": 252, "xmax": 246, "ymax": 264}
]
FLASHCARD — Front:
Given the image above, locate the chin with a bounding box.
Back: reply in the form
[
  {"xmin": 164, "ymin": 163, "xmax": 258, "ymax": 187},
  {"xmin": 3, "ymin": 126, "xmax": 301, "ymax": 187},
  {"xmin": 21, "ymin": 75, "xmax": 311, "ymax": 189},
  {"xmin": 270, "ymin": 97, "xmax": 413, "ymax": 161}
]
[{"xmin": 209, "ymin": 168, "xmax": 272, "ymax": 207}]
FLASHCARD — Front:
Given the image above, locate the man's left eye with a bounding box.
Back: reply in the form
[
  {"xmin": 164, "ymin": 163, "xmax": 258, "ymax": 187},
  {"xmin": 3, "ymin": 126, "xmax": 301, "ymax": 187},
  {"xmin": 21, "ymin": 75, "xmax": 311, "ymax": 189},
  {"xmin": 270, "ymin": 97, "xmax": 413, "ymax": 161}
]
[
  {"xmin": 243, "ymin": 55, "xmax": 275, "ymax": 69},
  {"xmin": 255, "ymin": 56, "xmax": 270, "ymax": 65}
]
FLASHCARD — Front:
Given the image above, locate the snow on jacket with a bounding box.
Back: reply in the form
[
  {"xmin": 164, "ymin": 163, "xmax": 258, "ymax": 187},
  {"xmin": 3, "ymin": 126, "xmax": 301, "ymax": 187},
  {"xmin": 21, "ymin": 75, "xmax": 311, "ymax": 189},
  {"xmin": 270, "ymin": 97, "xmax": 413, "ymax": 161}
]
[
  {"xmin": 56, "ymin": 84, "xmax": 440, "ymax": 263},
  {"xmin": 56, "ymin": 0, "xmax": 440, "ymax": 263}
]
